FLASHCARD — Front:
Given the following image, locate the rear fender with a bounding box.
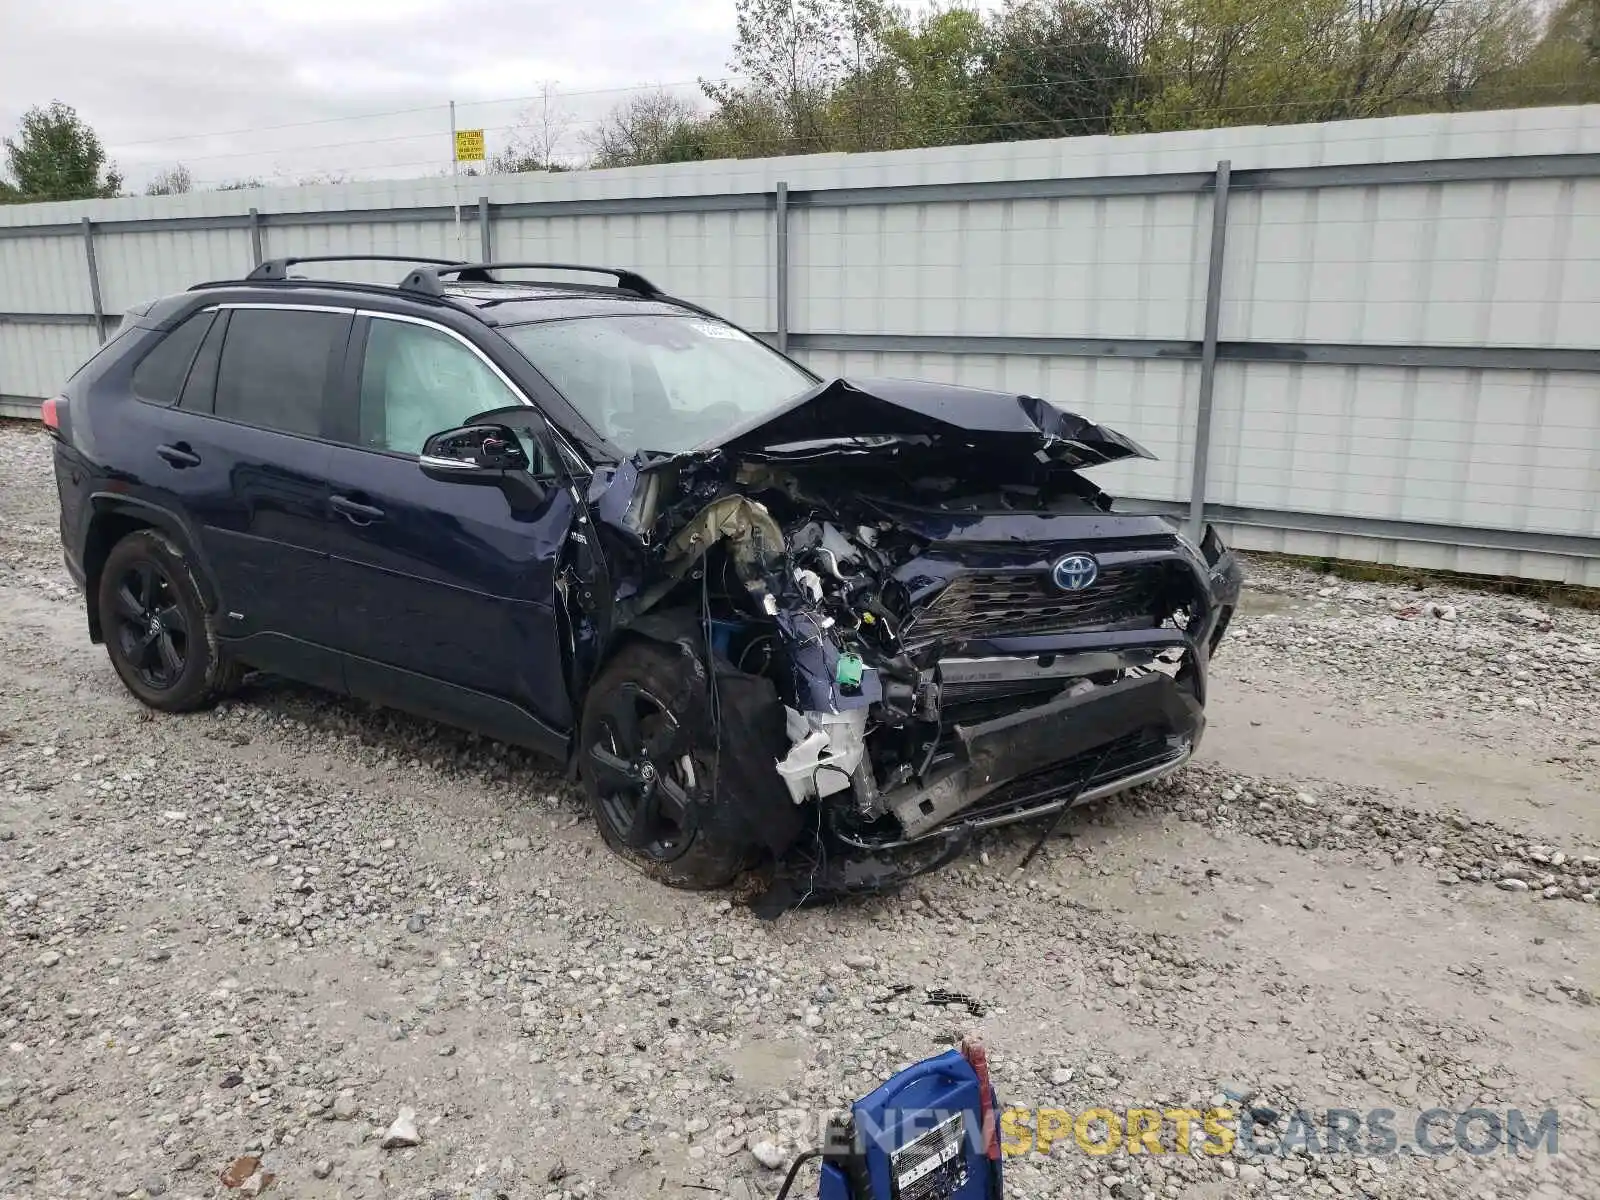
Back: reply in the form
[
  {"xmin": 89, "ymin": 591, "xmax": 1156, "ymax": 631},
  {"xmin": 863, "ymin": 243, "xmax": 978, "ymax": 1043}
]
[{"xmin": 81, "ymin": 494, "xmax": 220, "ymax": 642}]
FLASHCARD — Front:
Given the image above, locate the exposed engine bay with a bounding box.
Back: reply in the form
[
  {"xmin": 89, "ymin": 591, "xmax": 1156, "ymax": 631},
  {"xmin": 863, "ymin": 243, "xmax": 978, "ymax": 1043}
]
[{"xmin": 563, "ymin": 377, "xmax": 1242, "ymax": 905}]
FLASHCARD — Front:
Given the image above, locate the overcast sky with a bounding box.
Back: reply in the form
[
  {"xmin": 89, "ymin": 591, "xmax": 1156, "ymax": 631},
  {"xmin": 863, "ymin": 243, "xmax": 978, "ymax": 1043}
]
[{"xmin": 0, "ymin": 0, "xmax": 754, "ymax": 191}]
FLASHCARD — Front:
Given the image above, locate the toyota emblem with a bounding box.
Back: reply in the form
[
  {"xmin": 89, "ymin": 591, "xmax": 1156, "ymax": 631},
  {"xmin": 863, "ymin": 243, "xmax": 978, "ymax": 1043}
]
[{"xmin": 1051, "ymin": 553, "xmax": 1099, "ymax": 591}]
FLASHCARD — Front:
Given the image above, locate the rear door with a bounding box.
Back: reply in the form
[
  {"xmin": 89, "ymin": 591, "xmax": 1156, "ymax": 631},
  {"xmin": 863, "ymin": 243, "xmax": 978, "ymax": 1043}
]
[
  {"xmin": 320, "ymin": 312, "xmax": 576, "ymax": 753},
  {"xmin": 129, "ymin": 303, "xmax": 350, "ymax": 688}
]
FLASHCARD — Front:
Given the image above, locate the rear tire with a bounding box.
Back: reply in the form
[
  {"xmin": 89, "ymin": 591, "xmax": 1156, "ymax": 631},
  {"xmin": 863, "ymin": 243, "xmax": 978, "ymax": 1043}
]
[
  {"xmin": 579, "ymin": 641, "xmax": 750, "ymax": 890},
  {"xmin": 98, "ymin": 530, "xmax": 239, "ymax": 712}
]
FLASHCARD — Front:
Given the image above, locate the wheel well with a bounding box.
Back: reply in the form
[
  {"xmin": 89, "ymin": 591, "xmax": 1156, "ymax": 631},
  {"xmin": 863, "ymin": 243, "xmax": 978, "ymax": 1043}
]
[
  {"xmin": 602, "ymin": 609, "xmax": 704, "ymax": 663},
  {"xmin": 568, "ymin": 612, "xmax": 707, "ymax": 775},
  {"xmin": 82, "ymin": 509, "xmax": 213, "ymax": 643}
]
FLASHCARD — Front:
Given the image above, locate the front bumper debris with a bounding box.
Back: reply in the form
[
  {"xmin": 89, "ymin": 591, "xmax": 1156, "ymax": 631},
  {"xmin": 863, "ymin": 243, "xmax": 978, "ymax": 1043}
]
[
  {"xmin": 570, "ymin": 376, "xmax": 1244, "ymax": 908},
  {"xmin": 833, "ymin": 669, "xmax": 1202, "ymax": 849}
]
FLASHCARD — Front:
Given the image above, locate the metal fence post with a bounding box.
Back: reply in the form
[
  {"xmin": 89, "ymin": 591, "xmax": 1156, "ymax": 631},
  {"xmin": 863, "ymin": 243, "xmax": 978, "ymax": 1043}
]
[
  {"xmin": 248, "ymin": 207, "xmax": 264, "ymax": 266},
  {"xmin": 774, "ymin": 181, "xmax": 789, "ymax": 355},
  {"xmin": 1187, "ymin": 159, "xmax": 1232, "ymax": 543},
  {"xmin": 478, "ymin": 195, "xmax": 492, "ymax": 262},
  {"xmin": 81, "ymin": 217, "xmax": 106, "ymax": 344}
]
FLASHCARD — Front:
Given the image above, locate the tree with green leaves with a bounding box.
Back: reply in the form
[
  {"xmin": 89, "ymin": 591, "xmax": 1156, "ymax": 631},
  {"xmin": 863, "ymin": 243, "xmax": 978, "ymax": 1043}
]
[
  {"xmin": 880, "ymin": 5, "xmax": 991, "ymax": 147},
  {"xmin": 1476, "ymin": 0, "xmax": 1600, "ymax": 106},
  {"xmin": 587, "ymin": 90, "xmax": 715, "ymax": 168},
  {"xmin": 564, "ymin": 0, "xmax": 1595, "ymax": 166},
  {"xmin": 1432, "ymin": 0, "xmax": 1541, "ymax": 108},
  {"xmin": 704, "ymin": 0, "xmax": 861, "ymax": 153},
  {"xmin": 582, "ymin": 0, "xmax": 1590, "ymax": 165},
  {"xmin": 822, "ymin": 0, "xmax": 899, "ymax": 150},
  {"xmin": 975, "ymin": 0, "xmax": 1137, "ymax": 139},
  {"xmin": 1120, "ymin": 0, "xmax": 1548, "ymax": 130},
  {"xmin": 2, "ymin": 101, "xmax": 122, "ymax": 202}
]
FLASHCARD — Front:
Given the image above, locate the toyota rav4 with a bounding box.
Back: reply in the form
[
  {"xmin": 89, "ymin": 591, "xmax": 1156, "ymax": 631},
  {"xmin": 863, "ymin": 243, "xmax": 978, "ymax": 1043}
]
[{"xmin": 46, "ymin": 255, "xmax": 1241, "ymax": 904}]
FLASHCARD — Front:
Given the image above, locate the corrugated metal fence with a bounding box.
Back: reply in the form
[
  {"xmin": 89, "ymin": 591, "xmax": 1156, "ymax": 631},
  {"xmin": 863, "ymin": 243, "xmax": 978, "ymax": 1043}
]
[{"xmin": 3, "ymin": 106, "xmax": 1599, "ymax": 584}]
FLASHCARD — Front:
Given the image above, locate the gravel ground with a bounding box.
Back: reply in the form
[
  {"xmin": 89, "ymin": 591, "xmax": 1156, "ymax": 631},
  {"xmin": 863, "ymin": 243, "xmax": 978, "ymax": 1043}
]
[{"xmin": 1, "ymin": 420, "xmax": 1596, "ymax": 1200}]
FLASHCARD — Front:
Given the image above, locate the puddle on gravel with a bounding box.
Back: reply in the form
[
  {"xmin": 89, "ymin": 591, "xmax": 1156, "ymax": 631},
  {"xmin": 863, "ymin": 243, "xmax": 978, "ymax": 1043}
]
[
  {"xmin": 727, "ymin": 1036, "xmax": 806, "ymax": 1094},
  {"xmin": 1236, "ymin": 587, "xmax": 1311, "ymax": 617}
]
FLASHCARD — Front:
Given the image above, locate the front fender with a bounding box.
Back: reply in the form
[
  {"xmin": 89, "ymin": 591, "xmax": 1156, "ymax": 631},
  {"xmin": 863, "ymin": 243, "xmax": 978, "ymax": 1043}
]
[{"xmin": 1199, "ymin": 523, "xmax": 1243, "ymax": 654}]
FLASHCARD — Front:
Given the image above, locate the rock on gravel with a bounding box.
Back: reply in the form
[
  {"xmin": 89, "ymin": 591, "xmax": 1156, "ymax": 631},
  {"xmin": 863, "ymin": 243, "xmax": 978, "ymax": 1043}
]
[
  {"xmin": 747, "ymin": 1138, "xmax": 786, "ymax": 1170},
  {"xmin": 219, "ymin": 1155, "xmax": 261, "ymax": 1188},
  {"xmin": 380, "ymin": 1107, "xmax": 421, "ymax": 1149}
]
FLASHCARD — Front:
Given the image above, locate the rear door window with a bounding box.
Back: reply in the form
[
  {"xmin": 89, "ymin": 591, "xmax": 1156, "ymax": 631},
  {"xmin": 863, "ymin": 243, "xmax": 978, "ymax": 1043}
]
[
  {"xmin": 213, "ymin": 308, "xmax": 351, "ymax": 437},
  {"xmin": 131, "ymin": 311, "xmax": 215, "ymax": 405}
]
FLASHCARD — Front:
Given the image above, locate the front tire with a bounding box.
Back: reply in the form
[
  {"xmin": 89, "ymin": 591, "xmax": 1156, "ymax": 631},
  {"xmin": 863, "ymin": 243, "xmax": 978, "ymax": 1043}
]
[
  {"xmin": 579, "ymin": 641, "xmax": 750, "ymax": 890},
  {"xmin": 97, "ymin": 529, "xmax": 238, "ymax": 712}
]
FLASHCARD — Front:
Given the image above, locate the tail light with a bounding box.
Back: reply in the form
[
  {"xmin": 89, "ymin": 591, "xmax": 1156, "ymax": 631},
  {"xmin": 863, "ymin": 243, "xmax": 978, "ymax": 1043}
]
[{"xmin": 41, "ymin": 395, "xmax": 64, "ymax": 436}]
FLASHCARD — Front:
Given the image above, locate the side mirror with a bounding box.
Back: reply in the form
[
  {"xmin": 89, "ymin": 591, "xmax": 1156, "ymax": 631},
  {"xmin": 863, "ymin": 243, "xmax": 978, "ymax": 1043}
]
[{"xmin": 420, "ymin": 423, "xmax": 531, "ymax": 483}]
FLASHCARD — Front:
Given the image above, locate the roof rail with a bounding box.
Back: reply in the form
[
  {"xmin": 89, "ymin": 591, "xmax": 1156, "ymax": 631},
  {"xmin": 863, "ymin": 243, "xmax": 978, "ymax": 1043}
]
[
  {"xmin": 245, "ymin": 254, "xmax": 466, "ymax": 282},
  {"xmin": 399, "ymin": 262, "xmax": 663, "ymax": 299}
]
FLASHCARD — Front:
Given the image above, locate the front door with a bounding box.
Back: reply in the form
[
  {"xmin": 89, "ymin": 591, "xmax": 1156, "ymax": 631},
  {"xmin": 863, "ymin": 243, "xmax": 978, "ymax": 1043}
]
[{"xmin": 322, "ymin": 313, "xmax": 575, "ymax": 754}]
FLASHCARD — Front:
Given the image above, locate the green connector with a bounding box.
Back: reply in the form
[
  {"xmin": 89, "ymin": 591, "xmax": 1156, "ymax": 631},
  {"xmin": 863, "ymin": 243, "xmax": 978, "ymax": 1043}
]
[{"xmin": 835, "ymin": 652, "xmax": 864, "ymax": 688}]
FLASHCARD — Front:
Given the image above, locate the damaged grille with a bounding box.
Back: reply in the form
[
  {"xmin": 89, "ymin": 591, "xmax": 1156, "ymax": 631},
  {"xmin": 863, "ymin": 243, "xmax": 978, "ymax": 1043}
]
[
  {"xmin": 939, "ymin": 676, "xmax": 1068, "ymax": 707},
  {"xmin": 902, "ymin": 562, "xmax": 1182, "ymax": 650}
]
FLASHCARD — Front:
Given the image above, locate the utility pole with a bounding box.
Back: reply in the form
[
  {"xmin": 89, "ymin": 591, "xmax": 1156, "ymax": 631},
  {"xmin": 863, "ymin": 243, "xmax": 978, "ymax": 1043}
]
[{"xmin": 450, "ymin": 100, "xmax": 462, "ymax": 257}]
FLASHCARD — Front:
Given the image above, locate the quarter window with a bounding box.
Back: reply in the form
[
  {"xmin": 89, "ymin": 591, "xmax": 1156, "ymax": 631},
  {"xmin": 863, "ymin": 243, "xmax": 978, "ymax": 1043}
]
[
  {"xmin": 212, "ymin": 308, "xmax": 349, "ymax": 437},
  {"xmin": 131, "ymin": 311, "xmax": 214, "ymax": 405},
  {"xmin": 179, "ymin": 311, "xmax": 229, "ymax": 413},
  {"xmin": 358, "ymin": 319, "xmax": 522, "ymax": 454}
]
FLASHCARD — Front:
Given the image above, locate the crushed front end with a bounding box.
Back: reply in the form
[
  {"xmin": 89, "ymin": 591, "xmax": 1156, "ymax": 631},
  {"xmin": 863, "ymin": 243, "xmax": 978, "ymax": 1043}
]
[{"xmin": 573, "ymin": 378, "xmax": 1242, "ymax": 903}]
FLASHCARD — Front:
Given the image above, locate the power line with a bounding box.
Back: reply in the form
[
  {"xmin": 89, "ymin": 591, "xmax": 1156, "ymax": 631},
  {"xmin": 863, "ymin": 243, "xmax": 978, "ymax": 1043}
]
[
  {"xmin": 107, "ymin": 102, "xmax": 457, "ymax": 151},
  {"xmin": 106, "ymin": 79, "xmax": 723, "ymax": 152}
]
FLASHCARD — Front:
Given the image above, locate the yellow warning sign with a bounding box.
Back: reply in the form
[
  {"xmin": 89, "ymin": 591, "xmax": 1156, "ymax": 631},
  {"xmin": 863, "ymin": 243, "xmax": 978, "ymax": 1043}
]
[{"xmin": 454, "ymin": 129, "xmax": 485, "ymax": 162}]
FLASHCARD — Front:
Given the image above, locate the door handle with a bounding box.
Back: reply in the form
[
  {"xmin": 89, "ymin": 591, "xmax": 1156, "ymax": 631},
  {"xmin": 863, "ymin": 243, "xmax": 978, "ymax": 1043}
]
[
  {"xmin": 156, "ymin": 443, "xmax": 201, "ymax": 468},
  {"xmin": 331, "ymin": 494, "xmax": 386, "ymax": 524}
]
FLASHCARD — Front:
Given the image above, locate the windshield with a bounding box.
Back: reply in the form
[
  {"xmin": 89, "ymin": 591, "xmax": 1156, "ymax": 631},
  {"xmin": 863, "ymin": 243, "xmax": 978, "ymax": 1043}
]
[{"xmin": 502, "ymin": 314, "xmax": 815, "ymax": 454}]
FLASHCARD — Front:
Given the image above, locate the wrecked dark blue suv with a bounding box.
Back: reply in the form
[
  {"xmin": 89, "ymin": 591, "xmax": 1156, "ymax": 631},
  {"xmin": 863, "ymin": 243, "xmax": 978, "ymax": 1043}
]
[{"xmin": 46, "ymin": 255, "xmax": 1241, "ymax": 902}]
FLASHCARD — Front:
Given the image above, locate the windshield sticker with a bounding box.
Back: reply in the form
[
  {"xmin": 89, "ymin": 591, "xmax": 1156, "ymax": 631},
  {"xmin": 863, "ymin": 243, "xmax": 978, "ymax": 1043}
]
[{"xmin": 692, "ymin": 322, "xmax": 744, "ymax": 340}]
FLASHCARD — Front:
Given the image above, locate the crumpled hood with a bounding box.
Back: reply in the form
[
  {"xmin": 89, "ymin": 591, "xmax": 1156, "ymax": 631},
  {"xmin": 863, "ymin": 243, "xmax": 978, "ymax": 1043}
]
[{"xmin": 697, "ymin": 376, "xmax": 1156, "ymax": 469}]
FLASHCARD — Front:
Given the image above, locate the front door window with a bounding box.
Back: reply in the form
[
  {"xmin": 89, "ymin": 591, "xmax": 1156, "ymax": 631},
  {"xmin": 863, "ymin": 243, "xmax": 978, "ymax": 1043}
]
[{"xmin": 359, "ymin": 319, "xmax": 522, "ymax": 454}]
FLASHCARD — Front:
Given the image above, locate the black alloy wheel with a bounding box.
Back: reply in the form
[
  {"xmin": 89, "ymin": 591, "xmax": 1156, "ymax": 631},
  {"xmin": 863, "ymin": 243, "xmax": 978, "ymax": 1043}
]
[
  {"xmin": 586, "ymin": 682, "xmax": 700, "ymax": 863},
  {"xmin": 97, "ymin": 529, "xmax": 240, "ymax": 713},
  {"xmin": 578, "ymin": 640, "xmax": 751, "ymax": 890},
  {"xmin": 109, "ymin": 559, "xmax": 189, "ymax": 691}
]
